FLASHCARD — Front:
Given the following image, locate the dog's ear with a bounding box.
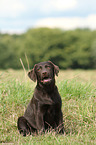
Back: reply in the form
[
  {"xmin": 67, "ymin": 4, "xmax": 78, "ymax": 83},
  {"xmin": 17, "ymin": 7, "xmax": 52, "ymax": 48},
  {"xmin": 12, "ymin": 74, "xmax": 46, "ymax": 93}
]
[
  {"xmin": 48, "ymin": 61, "xmax": 59, "ymax": 76},
  {"xmin": 54, "ymin": 64, "xmax": 59, "ymax": 76},
  {"xmin": 28, "ymin": 66, "xmax": 37, "ymax": 82}
]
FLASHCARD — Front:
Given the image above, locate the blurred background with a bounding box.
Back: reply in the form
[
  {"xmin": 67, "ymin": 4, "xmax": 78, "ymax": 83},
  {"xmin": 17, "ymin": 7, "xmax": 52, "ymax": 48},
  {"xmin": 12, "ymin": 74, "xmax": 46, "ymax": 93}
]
[{"xmin": 0, "ymin": 0, "xmax": 96, "ymax": 69}]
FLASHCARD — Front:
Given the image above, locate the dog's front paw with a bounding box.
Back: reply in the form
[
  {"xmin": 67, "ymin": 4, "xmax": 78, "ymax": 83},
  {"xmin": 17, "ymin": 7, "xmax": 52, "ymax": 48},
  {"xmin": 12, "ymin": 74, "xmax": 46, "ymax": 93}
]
[
  {"xmin": 19, "ymin": 128, "xmax": 30, "ymax": 137},
  {"xmin": 37, "ymin": 128, "xmax": 45, "ymax": 135}
]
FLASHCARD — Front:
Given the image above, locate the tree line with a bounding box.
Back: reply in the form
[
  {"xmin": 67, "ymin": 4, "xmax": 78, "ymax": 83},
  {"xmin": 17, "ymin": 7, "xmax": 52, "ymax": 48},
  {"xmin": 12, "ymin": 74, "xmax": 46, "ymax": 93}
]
[{"xmin": 0, "ymin": 28, "xmax": 96, "ymax": 69}]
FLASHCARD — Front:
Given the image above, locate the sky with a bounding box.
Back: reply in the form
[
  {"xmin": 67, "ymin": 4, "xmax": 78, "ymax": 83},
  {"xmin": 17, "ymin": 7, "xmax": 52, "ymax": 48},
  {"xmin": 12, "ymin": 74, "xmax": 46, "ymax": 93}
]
[{"xmin": 0, "ymin": 0, "xmax": 96, "ymax": 34}]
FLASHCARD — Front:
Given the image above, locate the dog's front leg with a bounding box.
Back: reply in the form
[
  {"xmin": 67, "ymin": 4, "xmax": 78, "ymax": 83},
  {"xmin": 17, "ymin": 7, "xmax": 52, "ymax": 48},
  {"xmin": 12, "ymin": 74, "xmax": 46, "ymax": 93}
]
[{"xmin": 36, "ymin": 110, "xmax": 44, "ymax": 134}]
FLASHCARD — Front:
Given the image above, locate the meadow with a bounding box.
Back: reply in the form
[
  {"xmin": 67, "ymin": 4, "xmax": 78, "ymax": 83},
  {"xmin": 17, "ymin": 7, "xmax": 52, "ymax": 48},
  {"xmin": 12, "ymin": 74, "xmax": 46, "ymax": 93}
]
[{"xmin": 0, "ymin": 69, "xmax": 96, "ymax": 145}]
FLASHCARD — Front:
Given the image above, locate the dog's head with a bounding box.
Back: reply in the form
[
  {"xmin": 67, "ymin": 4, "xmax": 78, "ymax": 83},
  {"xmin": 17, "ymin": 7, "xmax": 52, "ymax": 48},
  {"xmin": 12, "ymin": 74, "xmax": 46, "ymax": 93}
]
[{"xmin": 28, "ymin": 61, "xmax": 59, "ymax": 85}]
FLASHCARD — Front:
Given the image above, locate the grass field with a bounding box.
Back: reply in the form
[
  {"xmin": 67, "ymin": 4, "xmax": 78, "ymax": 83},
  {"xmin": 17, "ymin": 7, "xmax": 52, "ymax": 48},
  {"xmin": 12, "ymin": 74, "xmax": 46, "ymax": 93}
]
[{"xmin": 0, "ymin": 69, "xmax": 96, "ymax": 144}]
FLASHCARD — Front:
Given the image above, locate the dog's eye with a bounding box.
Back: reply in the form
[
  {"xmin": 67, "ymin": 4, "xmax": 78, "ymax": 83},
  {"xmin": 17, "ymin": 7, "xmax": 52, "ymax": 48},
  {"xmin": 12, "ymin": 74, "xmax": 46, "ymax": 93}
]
[
  {"xmin": 37, "ymin": 67, "xmax": 42, "ymax": 72},
  {"xmin": 45, "ymin": 65, "xmax": 50, "ymax": 69}
]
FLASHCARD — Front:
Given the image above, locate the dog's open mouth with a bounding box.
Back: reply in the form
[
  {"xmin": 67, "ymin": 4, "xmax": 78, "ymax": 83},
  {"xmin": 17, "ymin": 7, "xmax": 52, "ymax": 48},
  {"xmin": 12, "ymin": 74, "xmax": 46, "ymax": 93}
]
[{"xmin": 41, "ymin": 77, "xmax": 52, "ymax": 83}]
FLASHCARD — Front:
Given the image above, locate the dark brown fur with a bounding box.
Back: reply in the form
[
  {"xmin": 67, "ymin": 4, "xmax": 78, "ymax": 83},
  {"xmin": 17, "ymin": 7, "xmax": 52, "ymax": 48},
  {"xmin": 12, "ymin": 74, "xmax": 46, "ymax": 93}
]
[{"xmin": 17, "ymin": 61, "xmax": 64, "ymax": 136}]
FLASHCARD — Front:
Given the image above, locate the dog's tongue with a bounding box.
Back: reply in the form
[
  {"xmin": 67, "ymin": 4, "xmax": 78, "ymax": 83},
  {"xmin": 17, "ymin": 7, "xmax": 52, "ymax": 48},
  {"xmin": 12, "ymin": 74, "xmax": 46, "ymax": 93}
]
[{"xmin": 42, "ymin": 78, "xmax": 51, "ymax": 83}]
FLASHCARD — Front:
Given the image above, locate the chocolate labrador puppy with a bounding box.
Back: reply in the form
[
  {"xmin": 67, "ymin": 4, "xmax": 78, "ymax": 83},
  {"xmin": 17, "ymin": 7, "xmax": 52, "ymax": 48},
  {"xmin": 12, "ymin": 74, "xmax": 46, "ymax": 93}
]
[{"xmin": 17, "ymin": 61, "xmax": 64, "ymax": 136}]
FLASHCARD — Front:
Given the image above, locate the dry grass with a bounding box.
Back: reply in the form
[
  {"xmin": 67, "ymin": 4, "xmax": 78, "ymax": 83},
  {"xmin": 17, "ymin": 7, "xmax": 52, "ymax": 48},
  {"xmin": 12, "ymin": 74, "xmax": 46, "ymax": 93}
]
[{"xmin": 1, "ymin": 69, "xmax": 96, "ymax": 84}]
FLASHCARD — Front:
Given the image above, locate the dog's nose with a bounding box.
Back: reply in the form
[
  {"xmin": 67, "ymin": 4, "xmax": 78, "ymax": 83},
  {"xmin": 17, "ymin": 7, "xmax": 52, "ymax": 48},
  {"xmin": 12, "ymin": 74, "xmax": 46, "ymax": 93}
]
[{"xmin": 42, "ymin": 71, "xmax": 47, "ymax": 76}]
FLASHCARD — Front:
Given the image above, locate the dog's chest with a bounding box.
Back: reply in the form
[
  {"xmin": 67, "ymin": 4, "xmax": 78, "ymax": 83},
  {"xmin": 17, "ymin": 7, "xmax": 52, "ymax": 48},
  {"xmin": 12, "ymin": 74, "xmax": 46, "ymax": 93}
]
[
  {"xmin": 47, "ymin": 105, "xmax": 55, "ymax": 115},
  {"xmin": 41, "ymin": 104, "xmax": 56, "ymax": 117},
  {"xmin": 45, "ymin": 91, "xmax": 60, "ymax": 104}
]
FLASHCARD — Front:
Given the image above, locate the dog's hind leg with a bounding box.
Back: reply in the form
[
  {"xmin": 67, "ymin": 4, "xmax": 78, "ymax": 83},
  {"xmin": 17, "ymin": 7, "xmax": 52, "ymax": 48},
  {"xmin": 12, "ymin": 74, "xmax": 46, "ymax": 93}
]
[{"xmin": 17, "ymin": 116, "xmax": 32, "ymax": 136}]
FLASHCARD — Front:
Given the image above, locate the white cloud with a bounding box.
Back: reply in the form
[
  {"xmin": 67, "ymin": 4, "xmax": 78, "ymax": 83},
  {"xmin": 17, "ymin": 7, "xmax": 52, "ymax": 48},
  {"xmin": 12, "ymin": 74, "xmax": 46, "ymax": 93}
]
[
  {"xmin": 1, "ymin": 15, "xmax": 96, "ymax": 34},
  {"xmin": 39, "ymin": 0, "xmax": 77, "ymax": 13},
  {"xmin": 0, "ymin": 29, "xmax": 25, "ymax": 34},
  {"xmin": 1, "ymin": 0, "xmax": 96, "ymax": 33},
  {"xmin": 35, "ymin": 15, "xmax": 96, "ymax": 30},
  {"xmin": 0, "ymin": 19, "xmax": 33, "ymax": 34},
  {"xmin": 0, "ymin": 0, "xmax": 77, "ymax": 18},
  {"xmin": 53, "ymin": 0, "xmax": 77, "ymax": 10},
  {"xmin": 0, "ymin": 0, "xmax": 26, "ymax": 18}
]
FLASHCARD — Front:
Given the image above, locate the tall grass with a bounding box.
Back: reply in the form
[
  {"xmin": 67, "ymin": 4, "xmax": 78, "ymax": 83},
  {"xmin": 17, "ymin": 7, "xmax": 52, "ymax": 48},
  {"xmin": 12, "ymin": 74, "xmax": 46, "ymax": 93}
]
[{"xmin": 0, "ymin": 70, "xmax": 96, "ymax": 144}]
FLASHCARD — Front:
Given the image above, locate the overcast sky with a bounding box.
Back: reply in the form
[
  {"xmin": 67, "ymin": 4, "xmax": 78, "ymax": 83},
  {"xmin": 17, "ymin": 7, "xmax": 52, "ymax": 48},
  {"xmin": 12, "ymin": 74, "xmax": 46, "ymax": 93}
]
[{"xmin": 0, "ymin": 0, "xmax": 96, "ymax": 33}]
